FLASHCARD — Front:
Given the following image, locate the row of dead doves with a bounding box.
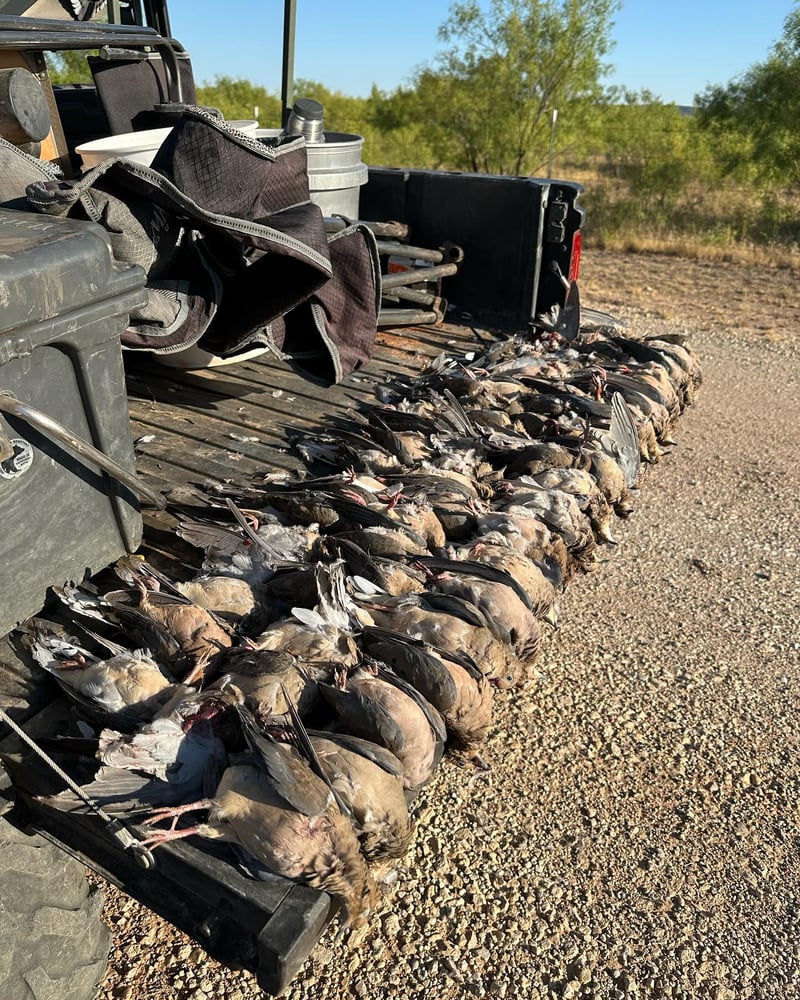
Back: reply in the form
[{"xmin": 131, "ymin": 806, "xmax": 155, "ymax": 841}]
[{"xmin": 21, "ymin": 323, "xmax": 702, "ymax": 929}]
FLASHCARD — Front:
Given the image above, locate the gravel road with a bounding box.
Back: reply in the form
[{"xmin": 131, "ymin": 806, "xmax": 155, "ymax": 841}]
[{"xmin": 94, "ymin": 252, "xmax": 800, "ymax": 1000}]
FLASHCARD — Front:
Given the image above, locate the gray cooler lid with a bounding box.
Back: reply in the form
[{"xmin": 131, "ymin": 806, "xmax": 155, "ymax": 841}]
[{"xmin": 0, "ymin": 209, "xmax": 144, "ymax": 337}]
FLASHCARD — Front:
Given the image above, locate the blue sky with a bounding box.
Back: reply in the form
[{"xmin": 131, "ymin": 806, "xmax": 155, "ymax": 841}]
[{"xmin": 168, "ymin": 0, "xmax": 794, "ymax": 120}]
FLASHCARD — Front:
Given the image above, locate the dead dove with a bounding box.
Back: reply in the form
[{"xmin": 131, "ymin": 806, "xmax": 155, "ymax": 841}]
[
  {"xmin": 23, "ymin": 624, "xmax": 175, "ymax": 723},
  {"xmin": 253, "ymin": 563, "xmax": 360, "ymax": 678},
  {"xmin": 416, "ymin": 556, "xmax": 543, "ymax": 664},
  {"xmin": 54, "ymin": 580, "xmax": 232, "ymax": 683},
  {"xmin": 355, "ymin": 587, "xmax": 525, "ymax": 689},
  {"xmin": 142, "ymin": 703, "xmax": 374, "ymax": 928},
  {"xmin": 318, "ymin": 662, "xmax": 446, "ymax": 792},
  {"xmin": 360, "ymin": 626, "xmax": 493, "ymax": 749},
  {"xmin": 210, "ymin": 647, "xmax": 320, "ymax": 723},
  {"xmin": 308, "ymin": 730, "xmax": 413, "ymax": 860},
  {"xmin": 37, "ymin": 685, "xmax": 235, "ymax": 813}
]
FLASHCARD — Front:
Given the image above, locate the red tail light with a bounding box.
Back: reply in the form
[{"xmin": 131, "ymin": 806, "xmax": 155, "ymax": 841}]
[{"xmin": 568, "ymin": 230, "xmax": 582, "ymax": 283}]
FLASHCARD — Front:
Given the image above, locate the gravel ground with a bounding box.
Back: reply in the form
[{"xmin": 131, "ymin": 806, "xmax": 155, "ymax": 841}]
[{"xmin": 93, "ymin": 251, "xmax": 800, "ymax": 999}]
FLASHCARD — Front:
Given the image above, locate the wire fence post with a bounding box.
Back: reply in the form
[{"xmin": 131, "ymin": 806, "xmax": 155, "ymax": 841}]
[{"xmin": 547, "ymin": 107, "xmax": 559, "ymax": 178}]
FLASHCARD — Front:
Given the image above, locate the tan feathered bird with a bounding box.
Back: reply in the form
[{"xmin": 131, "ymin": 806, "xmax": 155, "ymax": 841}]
[
  {"xmin": 361, "ymin": 626, "xmax": 493, "ymax": 749},
  {"xmin": 417, "ymin": 556, "xmax": 543, "ymax": 665},
  {"xmin": 319, "ymin": 663, "xmax": 445, "ymax": 792},
  {"xmin": 142, "ymin": 704, "xmax": 374, "ymax": 928},
  {"xmin": 308, "ymin": 730, "xmax": 413, "ymax": 860},
  {"xmin": 119, "ymin": 589, "xmax": 233, "ymax": 685},
  {"xmin": 253, "ymin": 563, "xmax": 361, "ymax": 680},
  {"xmin": 451, "ymin": 541, "xmax": 561, "ymax": 623},
  {"xmin": 354, "ymin": 588, "xmax": 524, "ymax": 689},
  {"xmin": 210, "ymin": 648, "xmax": 320, "ymax": 723},
  {"xmin": 61, "ymin": 564, "xmax": 233, "ymax": 685}
]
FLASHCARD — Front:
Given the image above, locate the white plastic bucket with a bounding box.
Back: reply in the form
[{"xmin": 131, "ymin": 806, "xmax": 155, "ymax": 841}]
[{"xmin": 76, "ymin": 120, "xmax": 259, "ymax": 171}]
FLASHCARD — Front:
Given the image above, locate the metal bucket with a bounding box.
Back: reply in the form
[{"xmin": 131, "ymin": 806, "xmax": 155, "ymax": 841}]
[{"xmin": 257, "ymin": 129, "xmax": 368, "ymax": 218}]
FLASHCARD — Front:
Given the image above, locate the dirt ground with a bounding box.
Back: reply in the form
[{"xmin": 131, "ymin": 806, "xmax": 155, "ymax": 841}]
[
  {"xmin": 88, "ymin": 248, "xmax": 800, "ymax": 1000},
  {"xmin": 579, "ymin": 249, "xmax": 800, "ymax": 345}
]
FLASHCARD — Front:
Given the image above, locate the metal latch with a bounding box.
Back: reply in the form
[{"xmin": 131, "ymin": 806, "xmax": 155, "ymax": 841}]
[{"xmin": 545, "ymin": 200, "xmax": 569, "ymax": 243}]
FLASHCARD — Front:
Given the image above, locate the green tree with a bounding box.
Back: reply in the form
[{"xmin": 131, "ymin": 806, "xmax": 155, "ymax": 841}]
[
  {"xmin": 696, "ymin": 5, "xmax": 800, "ymax": 185},
  {"xmin": 416, "ymin": 0, "xmax": 620, "ymax": 175},
  {"xmin": 364, "ymin": 84, "xmax": 438, "ymax": 168},
  {"xmin": 195, "ymin": 75, "xmax": 281, "ymax": 125},
  {"xmin": 593, "ymin": 92, "xmax": 711, "ymax": 213},
  {"xmin": 45, "ymin": 50, "xmax": 96, "ymax": 84}
]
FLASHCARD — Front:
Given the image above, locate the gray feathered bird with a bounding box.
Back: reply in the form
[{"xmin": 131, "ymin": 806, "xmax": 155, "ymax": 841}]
[{"xmin": 38, "ymin": 685, "xmax": 234, "ymax": 813}]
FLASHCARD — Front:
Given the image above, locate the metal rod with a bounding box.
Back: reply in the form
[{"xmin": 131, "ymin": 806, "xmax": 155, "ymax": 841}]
[
  {"xmin": 0, "ymin": 705, "xmax": 155, "ymax": 868},
  {"xmin": 144, "ymin": 0, "xmax": 171, "ymax": 36},
  {"xmin": 0, "ymin": 393, "xmax": 166, "ymax": 510},
  {"xmin": 378, "ymin": 308, "xmax": 441, "ymax": 327},
  {"xmin": 547, "ymin": 107, "xmax": 558, "ymax": 179},
  {"xmin": 0, "ymin": 18, "xmax": 186, "ymax": 102},
  {"xmin": 383, "ymin": 284, "xmax": 438, "ymax": 306},
  {"xmin": 281, "ymin": 0, "xmax": 297, "ymax": 126},
  {"xmin": 107, "ymin": 0, "xmax": 125, "ymax": 25},
  {"xmin": 0, "ymin": 15, "xmax": 180, "ymax": 43},
  {"xmin": 376, "ymin": 241, "xmax": 444, "ymax": 264},
  {"xmin": 324, "ymin": 218, "xmax": 409, "ymax": 240},
  {"xmin": 381, "ymin": 262, "xmax": 458, "ymax": 291},
  {"xmin": 158, "ymin": 42, "xmax": 182, "ymax": 104}
]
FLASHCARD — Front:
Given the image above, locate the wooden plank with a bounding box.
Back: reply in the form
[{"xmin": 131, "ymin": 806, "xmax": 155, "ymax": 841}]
[{"xmin": 123, "ymin": 322, "xmax": 493, "ymax": 498}]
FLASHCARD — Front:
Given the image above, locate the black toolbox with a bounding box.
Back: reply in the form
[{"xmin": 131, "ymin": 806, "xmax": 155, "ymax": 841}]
[{"xmin": 0, "ymin": 208, "xmax": 147, "ymax": 636}]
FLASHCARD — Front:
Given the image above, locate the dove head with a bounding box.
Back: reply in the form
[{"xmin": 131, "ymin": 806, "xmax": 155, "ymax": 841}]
[
  {"xmin": 323, "ymin": 811, "xmax": 376, "ymax": 931},
  {"xmin": 181, "ymin": 695, "xmax": 228, "ymax": 732}
]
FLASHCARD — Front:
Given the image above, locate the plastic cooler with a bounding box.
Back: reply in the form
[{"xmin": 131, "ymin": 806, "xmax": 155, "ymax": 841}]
[{"xmin": 0, "ymin": 209, "xmax": 148, "ymax": 637}]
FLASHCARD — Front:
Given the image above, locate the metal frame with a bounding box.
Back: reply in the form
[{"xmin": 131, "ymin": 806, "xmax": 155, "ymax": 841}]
[
  {"xmin": 281, "ymin": 0, "xmax": 296, "ymax": 125},
  {"xmin": 0, "ymin": 14, "xmax": 187, "ymax": 102},
  {"xmin": 0, "ymin": 0, "xmax": 299, "ymax": 118}
]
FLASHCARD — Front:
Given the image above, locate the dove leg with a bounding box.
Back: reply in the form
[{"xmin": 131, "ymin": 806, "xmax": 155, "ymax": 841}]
[
  {"xmin": 182, "ymin": 649, "xmax": 215, "ymax": 686},
  {"xmin": 53, "ymin": 655, "xmax": 90, "ymax": 670},
  {"xmin": 139, "ymin": 825, "xmax": 205, "ymax": 848},
  {"xmin": 144, "ymin": 798, "xmax": 213, "ymax": 832}
]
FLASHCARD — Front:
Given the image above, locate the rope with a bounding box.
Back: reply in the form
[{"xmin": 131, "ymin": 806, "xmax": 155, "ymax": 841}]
[{"xmin": 0, "ymin": 706, "xmax": 155, "ymax": 869}]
